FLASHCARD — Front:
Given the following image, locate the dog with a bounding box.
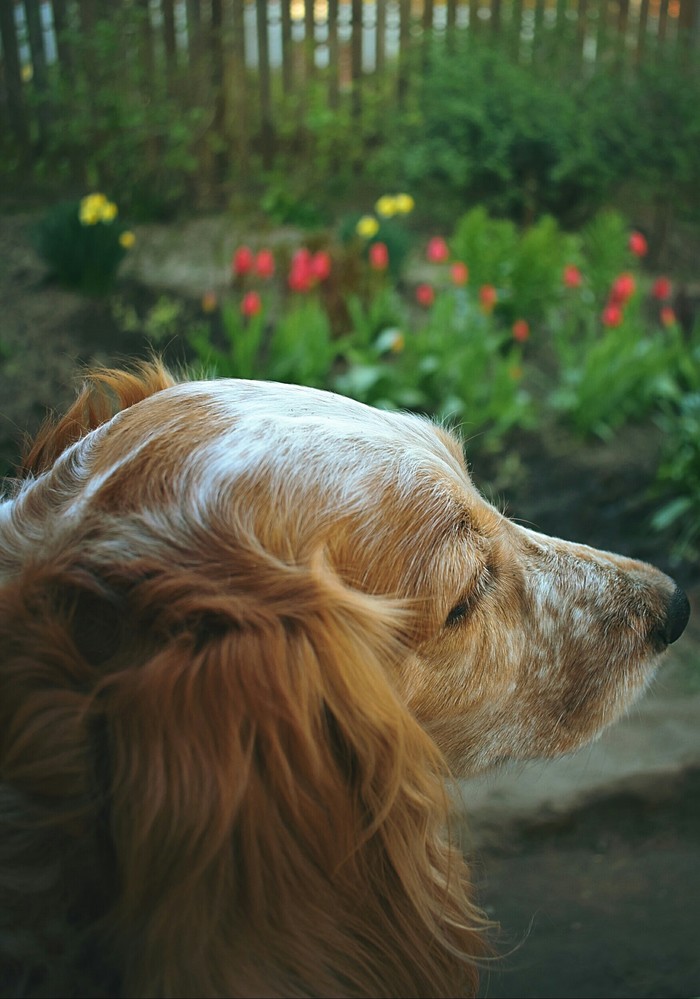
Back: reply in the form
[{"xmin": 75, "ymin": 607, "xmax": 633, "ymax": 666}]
[{"xmin": 0, "ymin": 360, "xmax": 689, "ymax": 998}]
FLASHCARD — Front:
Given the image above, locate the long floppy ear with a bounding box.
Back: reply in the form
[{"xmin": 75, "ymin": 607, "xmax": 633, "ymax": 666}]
[
  {"xmin": 21, "ymin": 359, "xmax": 175, "ymax": 476},
  {"xmin": 96, "ymin": 551, "xmax": 489, "ymax": 998},
  {"xmin": 0, "ymin": 562, "xmax": 128, "ymax": 997}
]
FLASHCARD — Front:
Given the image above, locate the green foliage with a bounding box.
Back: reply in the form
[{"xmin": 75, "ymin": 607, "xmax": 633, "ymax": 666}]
[
  {"xmin": 266, "ymin": 299, "xmax": 338, "ymax": 387},
  {"xmin": 579, "ymin": 211, "xmax": 634, "ymax": 306},
  {"xmin": 450, "ymin": 208, "xmax": 579, "ymax": 324},
  {"xmin": 622, "ymin": 51, "xmax": 700, "ymax": 222},
  {"xmin": 188, "ymin": 295, "xmax": 339, "ymax": 388},
  {"xmin": 651, "ymin": 330, "xmax": 700, "ymax": 559},
  {"xmin": 27, "ymin": 6, "xmax": 204, "ymax": 220},
  {"xmin": 549, "ymin": 309, "xmax": 681, "ymax": 440},
  {"xmin": 188, "ymin": 302, "xmax": 267, "ymax": 382},
  {"xmin": 33, "ymin": 194, "xmax": 133, "ymax": 295},
  {"xmin": 369, "ymin": 35, "xmax": 634, "ymax": 227}
]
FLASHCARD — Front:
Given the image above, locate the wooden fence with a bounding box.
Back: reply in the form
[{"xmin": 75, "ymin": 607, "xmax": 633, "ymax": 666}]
[{"xmin": 2, "ymin": 0, "xmax": 699, "ymax": 175}]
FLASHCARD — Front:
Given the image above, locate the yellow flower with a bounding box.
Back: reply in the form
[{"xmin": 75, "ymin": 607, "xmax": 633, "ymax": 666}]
[
  {"xmin": 375, "ymin": 195, "xmax": 398, "ymax": 218},
  {"xmin": 119, "ymin": 230, "xmax": 136, "ymax": 249},
  {"xmin": 394, "ymin": 193, "xmax": 415, "ymax": 214},
  {"xmin": 102, "ymin": 201, "xmax": 118, "ymax": 222},
  {"xmin": 79, "ymin": 192, "xmax": 108, "ymax": 226},
  {"xmin": 78, "ymin": 193, "xmax": 119, "ymax": 225},
  {"xmin": 356, "ymin": 215, "xmax": 380, "ymax": 239}
]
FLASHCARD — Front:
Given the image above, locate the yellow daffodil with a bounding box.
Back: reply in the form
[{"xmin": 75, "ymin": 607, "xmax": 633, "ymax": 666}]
[
  {"xmin": 119, "ymin": 230, "xmax": 136, "ymax": 249},
  {"xmin": 394, "ymin": 193, "xmax": 415, "ymax": 214},
  {"xmin": 79, "ymin": 193, "xmax": 119, "ymax": 226},
  {"xmin": 102, "ymin": 201, "xmax": 118, "ymax": 222},
  {"xmin": 356, "ymin": 215, "xmax": 380, "ymax": 239},
  {"xmin": 375, "ymin": 195, "xmax": 398, "ymax": 218}
]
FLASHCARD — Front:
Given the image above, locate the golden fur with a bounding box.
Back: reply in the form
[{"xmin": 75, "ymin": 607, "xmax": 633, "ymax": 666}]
[{"xmin": 0, "ymin": 361, "xmax": 689, "ymax": 997}]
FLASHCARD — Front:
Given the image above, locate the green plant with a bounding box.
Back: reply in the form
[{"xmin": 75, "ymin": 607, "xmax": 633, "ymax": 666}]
[
  {"xmin": 541, "ymin": 211, "xmax": 685, "ymax": 439},
  {"xmin": 650, "ymin": 324, "xmax": 700, "ymax": 559},
  {"xmin": 549, "ymin": 309, "xmax": 681, "ymax": 440},
  {"xmin": 339, "ymin": 193, "xmax": 416, "ymax": 281},
  {"xmin": 652, "ymin": 390, "xmax": 700, "ymax": 561},
  {"xmin": 33, "ymin": 193, "xmax": 134, "ymax": 295},
  {"xmin": 188, "ymin": 300, "xmax": 267, "ymax": 381},
  {"xmin": 335, "ymin": 285, "xmax": 533, "ymax": 447},
  {"xmin": 370, "ymin": 33, "xmax": 635, "ymax": 227},
  {"xmin": 450, "ymin": 207, "xmax": 579, "ymax": 325},
  {"xmin": 27, "ymin": 6, "xmax": 204, "ymax": 220}
]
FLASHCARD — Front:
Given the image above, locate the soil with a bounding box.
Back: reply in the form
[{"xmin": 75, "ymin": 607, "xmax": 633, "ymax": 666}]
[{"xmin": 1, "ymin": 210, "xmax": 698, "ymax": 999}]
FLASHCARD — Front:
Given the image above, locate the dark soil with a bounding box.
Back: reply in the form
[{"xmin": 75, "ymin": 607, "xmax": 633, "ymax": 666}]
[
  {"xmin": 475, "ymin": 768, "xmax": 700, "ymax": 999},
  {"xmin": 1, "ymin": 210, "xmax": 698, "ymax": 999}
]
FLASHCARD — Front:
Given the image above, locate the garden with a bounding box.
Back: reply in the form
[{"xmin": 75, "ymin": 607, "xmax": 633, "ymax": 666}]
[{"xmin": 6, "ymin": 184, "xmax": 699, "ymax": 582}]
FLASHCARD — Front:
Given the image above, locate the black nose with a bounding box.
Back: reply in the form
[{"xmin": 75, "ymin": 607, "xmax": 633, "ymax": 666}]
[{"xmin": 663, "ymin": 585, "xmax": 691, "ymax": 645}]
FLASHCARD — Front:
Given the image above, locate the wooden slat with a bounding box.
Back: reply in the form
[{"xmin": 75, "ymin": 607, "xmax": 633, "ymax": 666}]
[
  {"xmin": 50, "ymin": 0, "xmax": 75, "ymax": 82},
  {"xmin": 636, "ymin": 0, "xmax": 650, "ymax": 61},
  {"xmin": 0, "ymin": 0, "xmax": 29, "ymax": 148},
  {"xmin": 328, "ymin": 0, "xmax": 340, "ymax": 106},
  {"xmin": 162, "ymin": 0, "xmax": 178, "ymax": 81},
  {"xmin": 2, "ymin": 0, "xmax": 691, "ymax": 192},
  {"xmin": 305, "ymin": 0, "xmax": 315, "ymax": 80},
  {"xmin": 256, "ymin": 0, "xmax": 275, "ymax": 164},
  {"xmin": 280, "ymin": 0, "xmax": 294, "ymax": 92}
]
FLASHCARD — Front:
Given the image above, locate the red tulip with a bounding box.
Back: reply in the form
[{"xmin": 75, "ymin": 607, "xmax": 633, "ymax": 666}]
[
  {"xmin": 602, "ymin": 303, "xmax": 623, "ymax": 327},
  {"xmin": 629, "ymin": 231, "xmax": 648, "ymax": 257},
  {"xmin": 232, "ymin": 245, "xmax": 254, "ymax": 277},
  {"xmin": 369, "ymin": 241, "xmax": 389, "ymax": 271},
  {"xmin": 255, "ymin": 248, "xmax": 275, "ymax": 279},
  {"xmin": 512, "ymin": 319, "xmax": 530, "ymax": 342},
  {"xmin": 415, "ymin": 283, "xmax": 435, "ymax": 307},
  {"xmin": 311, "ymin": 250, "xmax": 332, "ymax": 282},
  {"xmin": 479, "ymin": 284, "xmax": 497, "ymax": 313},
  {"xmin": 652, "ymin": 276, "xmax": 672, "ymax": 301},
  {"xmin": 450, "ymin": 261, "xmax": 469, "ymax": 286},
  {"xmin": 288, "ymin": 248, "xmax": 314, "ymax": 292},
  {"xmin": 563, "ymin": 264, "xmax": 583, "ymax": 288},
  {"xmin": 426, "ymin": 236, "xmax": 449, "ymax": 263},
  {"xmin": 660, "ymin": 306, "xmax": 677, "ymax": 327},
  {"xmin": 609, "ymin": 273, "xmax": 636, "ymax": 306},
  {"xmin": 240, "ymin": 290, "xmax": 262, "ymax": 317}
]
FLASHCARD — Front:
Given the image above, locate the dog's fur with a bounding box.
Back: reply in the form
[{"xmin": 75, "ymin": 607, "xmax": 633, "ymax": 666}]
[{"xmin": 0, "ymin": 361, "xmax": 689, "ymax": 997}]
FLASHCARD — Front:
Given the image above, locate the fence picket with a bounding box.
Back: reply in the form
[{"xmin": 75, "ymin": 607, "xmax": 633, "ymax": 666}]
[{"xmin": 1, "ymin": 0, "xmax": 697, "ymax": 191}]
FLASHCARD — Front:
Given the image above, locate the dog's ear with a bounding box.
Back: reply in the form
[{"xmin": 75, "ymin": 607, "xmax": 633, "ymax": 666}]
[
  {"xmin": 21, "ymin": 360, "xmax": 174, "ymax": 476},
  {"xmin": 97, "ymin": 555, "xmax": 487, "ymax": 997},
  {"xmin": 0, "ymin": 563, "xmax": 129, "ymax": 995}
]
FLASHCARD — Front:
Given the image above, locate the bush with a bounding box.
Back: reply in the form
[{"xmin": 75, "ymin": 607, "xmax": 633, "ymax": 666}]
[
  {"xmin": 651, "ymin": 327, "xmax": 700, "ymax": 560},
  {"xmin": 27, "ymin": 6, "xmax": 204, "ymax": 220},
  {"xmin": 368, "ymin": 34, "xmax": 635, "ymax": 227},
  {"xmin": 33, "ymin": 193, "xmax": 135, "ymax": 295}
]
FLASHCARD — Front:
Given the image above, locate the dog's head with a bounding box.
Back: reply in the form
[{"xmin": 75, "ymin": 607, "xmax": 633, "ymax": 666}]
[{"xmin": 0, "ymin": 362, "xmax": 688, "ymax": 997}]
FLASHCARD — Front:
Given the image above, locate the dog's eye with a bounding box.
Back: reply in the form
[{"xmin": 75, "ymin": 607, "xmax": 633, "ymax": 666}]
[{"xmin": 445, "ymin": 600, "xmax": 471, "ymax": 627}]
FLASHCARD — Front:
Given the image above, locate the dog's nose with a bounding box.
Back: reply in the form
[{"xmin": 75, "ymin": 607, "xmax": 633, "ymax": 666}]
[{"xmin": 662, "ymin": 585, "xmax": 691, "ymax": 645}]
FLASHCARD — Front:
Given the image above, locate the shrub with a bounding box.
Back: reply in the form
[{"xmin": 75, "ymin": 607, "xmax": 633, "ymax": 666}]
[
  {"xmin": 650, "ymin": 327, "xmax": 700, "ymax": 560},
  {"xmin": 29, "ymin": 6, "xmax": 203, "ymax": 220},
  {"xmin": 368, "ymin": 34, "xmax": 634, "ymax": 227},
  {"xmin": 33, "ymin": 193, "xmax": 135, "ymax": 295}
]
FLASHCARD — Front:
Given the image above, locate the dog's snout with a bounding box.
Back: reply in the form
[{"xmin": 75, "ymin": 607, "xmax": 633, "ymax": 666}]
[{"xmin": 661, "ymin": 585, "xmax": 691, "ymax": 645}]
